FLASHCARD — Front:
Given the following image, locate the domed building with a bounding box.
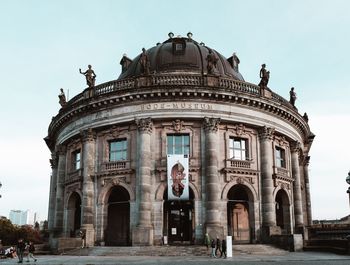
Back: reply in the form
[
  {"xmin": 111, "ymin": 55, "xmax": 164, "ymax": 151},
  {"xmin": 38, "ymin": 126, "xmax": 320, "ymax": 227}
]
[{"xmin": 45, "ymin": 33, "xmax": 314, "ymax": 249}]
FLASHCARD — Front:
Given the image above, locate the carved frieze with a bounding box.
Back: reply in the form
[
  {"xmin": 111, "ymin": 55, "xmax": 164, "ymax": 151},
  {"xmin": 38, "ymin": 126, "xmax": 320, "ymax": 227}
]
[
  {"xmin": 258, "ymin": 126, "xmax": 275, "ymax": 141},
  {"xmin": 135, "ymin": 117, "xmax": 153, "ymax": 134},
  {"xmin": 101, "ymin": 177, "xmax": 127, "ymax": 187},
  {"xmin": 203, "ymin": 117, "xmax": 220, "ymax": 133}
]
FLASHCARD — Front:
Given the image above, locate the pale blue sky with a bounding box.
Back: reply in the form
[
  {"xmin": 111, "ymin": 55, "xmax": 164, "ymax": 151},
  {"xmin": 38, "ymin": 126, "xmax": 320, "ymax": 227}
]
[{"xmin": 0, "ymin": 0, "xmax": 349, "ymax": 220}]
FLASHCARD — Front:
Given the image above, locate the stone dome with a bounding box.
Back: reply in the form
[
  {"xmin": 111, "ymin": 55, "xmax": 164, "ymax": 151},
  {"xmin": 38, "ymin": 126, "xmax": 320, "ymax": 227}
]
[{"xmin": 118, "ymin": 35, "xmax": 244, "ymax": 81}]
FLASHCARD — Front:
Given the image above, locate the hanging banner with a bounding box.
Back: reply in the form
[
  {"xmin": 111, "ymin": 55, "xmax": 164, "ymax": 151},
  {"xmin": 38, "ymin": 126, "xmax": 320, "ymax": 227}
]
[{"xmin": 167, "ymin": 154, "xmax": 189, "ymax": 200}]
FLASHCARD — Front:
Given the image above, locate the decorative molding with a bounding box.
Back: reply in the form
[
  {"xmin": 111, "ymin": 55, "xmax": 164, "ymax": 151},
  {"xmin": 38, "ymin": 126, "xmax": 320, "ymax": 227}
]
[
  {"xmin": 81, "ymin": 128, "xmax": 96, "ymax": 142},
  {"xmin": 258, "ymin": 126, "xmax": 275, "ymax": 141},
  {"xmin": 101, "ymin": 176, "xmax": 127, "ymax": 187},
  {"xmin": 172, "ymin": 119, "xmax": 184, "ymax": 132},
  {"xmin": 135, "ymin": 117, "xmax": 153, "ymax": 134},
  {"xmin": 275, "ymin": 136, "xmax": 288, "ymax": 147},
  {"xmin": 65, "ymin": 183, "xmax": 81, "ymax": 195},
  {"xmin": 67, "ymin": 138, "xmax": 82, "ymax": 151},
  {"xmin": 203, "ymin": 117, "xmax": 220, "ymax": 133},
  {"xmin": 235, "ymin": 123, "xmax": 246, "ymax": 136}
]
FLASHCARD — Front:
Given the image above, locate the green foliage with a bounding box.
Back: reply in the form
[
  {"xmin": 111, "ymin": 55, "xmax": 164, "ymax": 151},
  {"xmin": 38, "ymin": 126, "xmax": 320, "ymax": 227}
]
[{"xmin": 0, "ymin": 219, "xmax": 43, "ymax": 246}]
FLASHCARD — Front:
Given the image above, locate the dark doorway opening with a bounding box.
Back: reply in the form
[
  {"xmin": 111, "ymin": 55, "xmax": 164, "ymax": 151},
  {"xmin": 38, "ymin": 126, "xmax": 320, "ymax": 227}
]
[
  {"xmin": 67, "ymin": 192, "xmax": 81, "ymax": 237},
  {"xmin": 163, "ymin": 188, "xmax": 194, "ymax": 244},
  {"xmin": 105, "ymin": 186, "xmax": 130, "ymax": 246}
]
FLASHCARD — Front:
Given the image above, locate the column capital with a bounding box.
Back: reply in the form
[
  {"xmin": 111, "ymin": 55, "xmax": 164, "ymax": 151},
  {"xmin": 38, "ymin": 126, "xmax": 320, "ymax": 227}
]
[
  {"xmin": 81, "ymin": 128, "xmax": 96, "ymax": 143},
  {"xmin": 303, "ymin": 155, "xmax": 311, "ymax": 166},
  {"xmin": 258, "ymin": 126, "xmax": 275, "ymax": 141},
  {"xmin": 55, "ymin": 144, "xmax": 66, "ymax": 155},
  {"xmin": 135, "ymin": 117, "xmax": 153, "ymax": 134},
  {"xmin": 203, "ymin": 117, "xmax": 220, "ymax": 133},
  {"xmin": 290, "ymin": 140, "xmax": 301, "ymax": 153},
  {"xmin": 50, "ymin": 152, "xmax": 58, "ymax": 168}
]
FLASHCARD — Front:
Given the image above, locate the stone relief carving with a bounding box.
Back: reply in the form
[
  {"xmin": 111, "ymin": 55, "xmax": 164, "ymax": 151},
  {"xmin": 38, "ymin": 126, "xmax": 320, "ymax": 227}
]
[
  {"xmin": 203, "ymin": 117, "xmax": 220, "ymax": 133},
  {"xmin": 172, "ymin": 119, "xmax": 184, "ymax": 132},
  {"xmin": 235, "ymin": 124, "xmax": 246, "ymax": 136},
  {"xmin": 135, "ymin": 117, "xmax": 153, "ymax": 134},
  {"xmin": 102, "ymin": 177, "xmax": 127, "ymax": 187}
]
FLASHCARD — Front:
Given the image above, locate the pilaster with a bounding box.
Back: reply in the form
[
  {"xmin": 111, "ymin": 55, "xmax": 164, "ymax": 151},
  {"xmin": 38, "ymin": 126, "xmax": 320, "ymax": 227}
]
[
  {"xmin": 203, "ymin": 117, "xmax": 223, "ymax": 238},
  {"xmin": 303, "ymin": 156, "xmax": 312, "ymax": 226},
  {"xmin": 133, "ymin": 118, "xmax": 153, "ymax": 245},
  {"xmin": 80, "ymin": 128, "xmax": 96, "ymax": 247},
  {"xmin": 290, "ymin": 141, "xmax": 304, "ymax": 230},
  {"xmin": 258, "ymin": 126, "xmax": 277, "ymax": 240}
]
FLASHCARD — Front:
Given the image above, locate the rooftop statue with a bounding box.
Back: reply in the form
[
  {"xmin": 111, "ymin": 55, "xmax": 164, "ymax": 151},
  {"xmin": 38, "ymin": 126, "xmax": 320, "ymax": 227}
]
[
  {"xmin": 79, "ymin": 65, "xmax": 96, "ymax": 88},
  {"xmin": 289, "ymin": 87, "xmax": 297, "ymax": 107},
  {"xmin": 206, "ymin": 49, "xmax": 218, "ymax": 74},
  {"xmin": 258, "ymin": 64, "xmax": 270, "ymax": 89},
  {"xmin": 58, "ymin": 88, "xmax": 66, "ymax": 107},
  {"xmin": 303, "ymin": 112, "xmax": 309, "ymax": 123},
  {"xmin": 139, "ymin": 48, "xmax": 150, "ymax": 75}
]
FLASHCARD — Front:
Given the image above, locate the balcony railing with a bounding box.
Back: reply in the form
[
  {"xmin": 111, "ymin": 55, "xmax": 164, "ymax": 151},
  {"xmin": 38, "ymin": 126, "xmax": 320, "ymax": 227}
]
[
  {"xmin": 102, "ymin": 161, "xmax": 130, "ymax": 171},
  {"xmin": 227, "ymin": 159, "xmax": 252, "ymax": 169}
]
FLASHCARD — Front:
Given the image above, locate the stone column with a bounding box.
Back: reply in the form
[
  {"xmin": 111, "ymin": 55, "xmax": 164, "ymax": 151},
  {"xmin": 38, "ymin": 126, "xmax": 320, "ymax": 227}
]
[
  {"xmin": 133, "ymin": 117, "xmax": 153, "ymax": 245},
  {"xmin": 258, "ymin": 126, "xmax": 277, "ymax": 240},
  {"xmin": 203, "ymin": 117, "xmax": 223, "ymax": 237},
  {"xmin": 48, "ymin": 152, "xmax": 58, "ymax": 242},
  {"xmin": 81, "ymin": 128, "xmax": 96, "ymax": 247},
  {"xmin": 53, "ymin": 145, "xmax": 66, "ymax": 236},
  {"xmin": 291, "ymin": 141, "xmax": 304, "ymax": 230},
  {"xmin": 303, "ymin": 156, "xmax": 312, "ymax": 226}
]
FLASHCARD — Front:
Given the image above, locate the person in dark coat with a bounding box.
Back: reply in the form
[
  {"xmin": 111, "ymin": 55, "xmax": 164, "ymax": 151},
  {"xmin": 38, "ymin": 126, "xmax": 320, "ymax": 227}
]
[
  {"xmin": 26, "ymin": 241, "xmax": 37, "ymax": 262},
  {"xmin": 210, "ymin": 239, "xmax": 216, "ymax": 257},
  {"xmin": 221, "ymin": 239, "xmax": 227, "ymax": 258},
  {"xmin": 215, "ymin": 237, "xmax": 221, "ymax": 256},
  {"xmin": 16, "ymin": 239, "xmax": 25, "ymax": 263}
]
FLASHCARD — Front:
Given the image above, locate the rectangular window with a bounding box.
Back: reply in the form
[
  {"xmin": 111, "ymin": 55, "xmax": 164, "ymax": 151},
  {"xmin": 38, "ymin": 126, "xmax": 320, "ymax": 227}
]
[
  {"xmin": 72, "ymin": 150, "xmax": 81, "ymax": 170},
  {"xmin": 109, "ymin": 139, "xmax": 127, "ymax": 161},
  {"xmin": 229, "ymin": 138, "xmax": 248, "ymax": 160},
  {"xmin": 167, "ymin": 134, "xmax": 190, "ymax": 155},
  {"xmin": 275, "ymin": 146, "xmax": 286, "ymax": 168}
]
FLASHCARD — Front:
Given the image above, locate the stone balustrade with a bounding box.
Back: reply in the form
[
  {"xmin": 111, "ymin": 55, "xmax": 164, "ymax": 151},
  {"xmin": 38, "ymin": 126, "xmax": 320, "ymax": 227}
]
[
  {"xmin": 228, "ymin": 159, "xmax": 252, "ymax": 169},
  {"xmin": 102, "ymin": 161, "xmax": 130, "ymax": 171}
]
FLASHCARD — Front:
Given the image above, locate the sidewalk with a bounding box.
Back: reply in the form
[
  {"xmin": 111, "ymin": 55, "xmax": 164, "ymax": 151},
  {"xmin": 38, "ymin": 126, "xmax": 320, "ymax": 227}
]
[{"xmin": 0, "ymin": 252, "xmax": 349, "ymax": 265}]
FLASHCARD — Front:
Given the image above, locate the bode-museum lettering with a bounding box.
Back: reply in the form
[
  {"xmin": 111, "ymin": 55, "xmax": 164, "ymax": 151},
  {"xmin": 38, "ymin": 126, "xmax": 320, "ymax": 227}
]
[{"xmin": 141, "ymin": 103, "xmax": 213, "ymax": 111}]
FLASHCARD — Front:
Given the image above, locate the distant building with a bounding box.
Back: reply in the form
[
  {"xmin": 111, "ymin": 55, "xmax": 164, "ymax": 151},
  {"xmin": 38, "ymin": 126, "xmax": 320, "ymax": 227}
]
[{"xmin": 9, "ymin": 210, "xmax": 38, "ymax": 226}]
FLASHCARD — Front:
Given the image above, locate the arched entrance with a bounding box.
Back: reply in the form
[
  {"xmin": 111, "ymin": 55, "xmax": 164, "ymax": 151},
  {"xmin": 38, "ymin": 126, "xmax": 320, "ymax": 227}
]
[
  {"xmin": 227, "ymin": 184, "xmax": 252, "ymax": 243},
  {"xmin": 163, "ymin": 188, "xmax": 194, "ymax": 244},
  {"xmin": 105, "ymin": 186, "xmax": 130, "ymax": 246},
  {"xmin": 67, "ymin": 192, "xmax": 81, "ymax": 237},
  {"xmin": 275, "ymin": 189, "xmax": 291, "ymax": 234}
]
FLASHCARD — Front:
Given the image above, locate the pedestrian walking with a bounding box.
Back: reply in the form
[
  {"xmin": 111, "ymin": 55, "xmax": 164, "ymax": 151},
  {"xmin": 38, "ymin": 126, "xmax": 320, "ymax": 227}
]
[
  {"xmin": 215, "ymin": 236, "xmax": 221, "ymax": 256},
  {"xmin": 16, "ymin": 238, "xmax": 25, "ymax": 263},
  {"xmin": 221, "ymin": 239, "xmax": 227, "ymax": 258},
  {"xmin": 204, "ymin": 233, "xmax": 210, "ymax": 250},
  {"xmin": 26, "ymin": 241, "xmax": 37, "ymax": 262},
  {"xmin": 210, "ymin": 239, "xmax": 216, "ymax": 258}
]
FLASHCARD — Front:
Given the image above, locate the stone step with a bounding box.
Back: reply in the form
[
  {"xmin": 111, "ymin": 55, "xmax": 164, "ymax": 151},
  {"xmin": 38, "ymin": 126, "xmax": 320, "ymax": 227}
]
[{"xmin": 63, "ymin": 244, "xmax": 288, "ymax": 257}]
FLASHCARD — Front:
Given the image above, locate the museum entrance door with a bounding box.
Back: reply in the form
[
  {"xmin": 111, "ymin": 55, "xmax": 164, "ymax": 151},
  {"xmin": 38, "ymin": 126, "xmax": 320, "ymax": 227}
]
[
  {"xmin": 105, "ymin": 186, "xmax": 130, "ymax": 246},
  {"xmin": 163, "ymin": 188, "xmax": 194, "ymax": 244},
  {"xmin": 227, "ymin": 185, "xmax": 251, "ymax": 243}
]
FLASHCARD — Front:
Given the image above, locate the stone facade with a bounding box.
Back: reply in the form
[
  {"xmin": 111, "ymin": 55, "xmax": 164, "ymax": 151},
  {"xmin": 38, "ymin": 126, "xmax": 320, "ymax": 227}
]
[{"xmin": 45, "ymin": 35, "xmax": 314, "ymax": 248}]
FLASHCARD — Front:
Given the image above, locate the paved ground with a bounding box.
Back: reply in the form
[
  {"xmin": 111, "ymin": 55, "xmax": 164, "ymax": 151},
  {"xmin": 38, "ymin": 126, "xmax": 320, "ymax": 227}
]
[{"xmin": 0, "ymin": 252, "xmax": 350, "ymax": 265}]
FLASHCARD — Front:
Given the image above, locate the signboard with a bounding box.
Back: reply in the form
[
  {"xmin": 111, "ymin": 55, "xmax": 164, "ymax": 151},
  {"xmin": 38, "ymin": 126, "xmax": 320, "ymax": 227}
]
[
  {"xmin": 227, "ymin": 236, "xmax": 233, "ymax": 257},
  {"xmin": 167, "ymin": 154, "xmax": 189, "ymax": 200}
]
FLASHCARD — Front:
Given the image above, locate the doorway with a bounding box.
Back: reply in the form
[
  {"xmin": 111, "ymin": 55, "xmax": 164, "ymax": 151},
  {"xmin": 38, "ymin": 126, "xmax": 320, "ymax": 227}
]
[
  {"xmin": 67, "ymin": 192, "xmax": 81, "ymax": 237},
  {"xmin": 275, "ymin": 189, "xmax": 291, "ymax": 234},
  {"xmin": 227, "ymin": 184, "xmax": 251, "ymax": 243},
  {"xmin": 105, "ymin": 186, "xmax": 130, "ymax": 246},
  {"xmin": 163, "ymin": 188, "xmax": 194, "ymax": 244}
]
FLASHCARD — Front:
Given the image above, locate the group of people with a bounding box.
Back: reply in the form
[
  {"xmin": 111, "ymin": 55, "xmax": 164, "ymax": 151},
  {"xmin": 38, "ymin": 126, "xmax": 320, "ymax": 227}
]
[
  {"xmin": 0, "ymin": 239, "xmax": 37, "ymax": 263},
  {"xmin": 204, "ymin": 233, "xmax": 227, "ymax": 258}
]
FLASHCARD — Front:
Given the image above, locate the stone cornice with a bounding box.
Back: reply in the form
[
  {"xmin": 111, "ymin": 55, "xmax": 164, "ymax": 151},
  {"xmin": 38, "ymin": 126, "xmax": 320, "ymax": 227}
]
[{"xmin": 47, "ymin": 77, "xmax": 311, "ymax": 144}]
